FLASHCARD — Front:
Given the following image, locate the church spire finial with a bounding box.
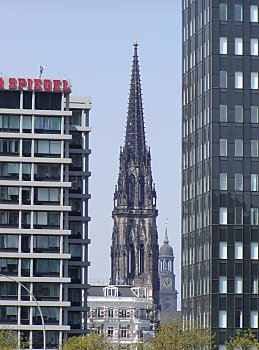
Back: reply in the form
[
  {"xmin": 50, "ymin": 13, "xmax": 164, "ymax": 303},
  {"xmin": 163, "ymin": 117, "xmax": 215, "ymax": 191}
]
[
  {"xmin": 164, "ymin": 218, "xmax": 169, "ymax": 244},
  {"xmin": 134, "ymin": 32, "xmax": 138, "ymax": 46}
]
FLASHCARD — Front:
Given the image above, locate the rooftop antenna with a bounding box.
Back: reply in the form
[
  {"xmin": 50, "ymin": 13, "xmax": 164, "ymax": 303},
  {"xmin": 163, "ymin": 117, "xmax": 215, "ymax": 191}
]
[{"xmin": 39, "ymin": 65, "xmax": 46, "ymax": 78}]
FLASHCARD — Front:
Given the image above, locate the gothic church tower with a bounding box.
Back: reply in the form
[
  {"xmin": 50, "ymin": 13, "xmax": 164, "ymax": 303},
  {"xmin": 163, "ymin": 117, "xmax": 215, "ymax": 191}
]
[{"xmin": 111, "ymin": 43, "xmax": 159, "ymax": 305}]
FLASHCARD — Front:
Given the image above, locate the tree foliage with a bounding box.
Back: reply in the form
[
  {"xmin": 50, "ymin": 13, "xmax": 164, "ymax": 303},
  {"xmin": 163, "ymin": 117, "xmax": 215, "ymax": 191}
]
[
  {"xmin": 0, "ymin": 328, "xmax": 21, "ymax": 350},
  {"xmin": 60, "ymin": 333, "xmax": 143, "ymax": 350},
  {"xmin": 146, "ymin": 317, "xmax": 215, "ymax": 350},
  {"xmin": 60, "ymin": 333, "xmax": 111, "ymax": 350},
  {"xmin": 225, "ymin": 329, "xmax": 259, "ymax": 350}
]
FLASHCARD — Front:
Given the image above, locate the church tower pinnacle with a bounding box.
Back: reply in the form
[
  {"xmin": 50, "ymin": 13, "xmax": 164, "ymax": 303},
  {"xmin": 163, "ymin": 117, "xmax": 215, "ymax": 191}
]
[{"xmin": 110, "ymin": 42, "xmax": 159, "ymax": 306}]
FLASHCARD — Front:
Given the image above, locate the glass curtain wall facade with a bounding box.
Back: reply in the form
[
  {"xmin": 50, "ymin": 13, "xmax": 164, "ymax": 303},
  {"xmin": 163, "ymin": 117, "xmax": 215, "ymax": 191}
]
[
  {"xmin": 182, "ymin": 1, "xmax": 259, "ymax": 348},
  {"xmin": 0, "ymin": 80, "xmax": 91, "ymax": 349}
]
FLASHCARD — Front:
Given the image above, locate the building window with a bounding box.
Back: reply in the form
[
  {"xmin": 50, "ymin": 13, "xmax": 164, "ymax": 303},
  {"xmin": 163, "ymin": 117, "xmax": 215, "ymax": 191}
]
[
  {"xmin": 251, "ymin": 140, "xmax": 258, "ymax": 157},
  {"xmin": 107, "ymin": 327, "xmax": 114, "ymax": 338},
  {"xmin": 235, "ymin": 208, "xmax": 243, "ymax": 225},
  {"xmin": 235, "ymin": 72, "xmax": 243, "ymax": 89},
  {"xmin": 220, "ymin": 4, "xmax": 227, "ymax": 21},
  {"xmin": 219, "ymin": 276, "xmax": 227, "ymax": 293},
  {"xmin": 235, "ymin": 38, "xmax": 243, "ymax": 55},
  {"xmin": 220, "ymin": 37, "xmax": 228, "ymax": 54},
  {"xmin": 250, "ymin": 311, "xmax": 258, "ymax": 329},
  {"xmin": 220, "ymin": 173, "xmax": 227, "ymax": 190},
  {"xmin": 251, "ymin": 174, "xmax": 258, "ymax": 191},
  {"xmin": 0, "ymin": 115, "xmax": 20, "ymax": 132},
  {"xmin": 251, "ymin": 208, "xmax": 259, "ymax": 225},
  {"xmin": 235, "ymin": 242, "xmax": 243, "ymax": 260},
  {"xmin": 235, "ymin": 174, "xmax": 243, "ymax": 191},
  {"xmin": 35, "ymin": 140, "xmax": 61, "ymax": 156},
  {"xmin": 251, "ymin": 72, "xmax": 258, "ymax": 89},
  {"xmin": 220, "ymin": 71, "xmax": 227, "ymax": 88},
  {"xmin": 235, "ymin": 311, "xmax": 243, "ymax": 328},
  {"xmin": 104, "ymin": 287, "xmax": 118, "ymax": 297},
  {"xmin": 252, "ymin": 277, "xmax": 258, "ymax": 294},
  {"xmin": 121, "ymin": 326, "xmax": 127, "ymax": 338},
  {"xmin": 251, "ymin": 5, "xmax": 258, "ymax": 22},
  {"xmin": 219, "ymin": 310, "xmax": 227, "ymax": 328},
  {"xmin": 108, "ymin": 308, "xmax": 114, "ymax": 318},
  {"xmin": 220, "ymin": 105, "xmax": 227, "ymax": 122},
  {"xmin": 235, "ymin": 140, "xmax": 243, "ymax": 157},
  {"xmin": 251, "ymin": 106, "xmax": 259, "ymax": 123},
  {"xmin": 235, "ymin": 105, "xmax": 243, "ymax": 122},
  {"xmin": 251, "ymin": 242, "xmax": 258, "ymax": 259},
  {"xmin": 235, "ymin": 4, "xmax": 243, "ymax": 21},
  {"xmin": 220, "ymin": 208, "xmax": 227, "ymax": 225},
  {"xmin": 251, "ymin": 39, "xmax": 258, "ymax": 55},
  {"xmin": 219, "ymin": 242, "xmax": 227, "ymax": 259},
  {"xmin": 235, "ymin": 277, "xmax": 243, "ymax": 294},
  {"xmin": 220, "ymin": 139, "xmax": 227, "ymax": 156}
]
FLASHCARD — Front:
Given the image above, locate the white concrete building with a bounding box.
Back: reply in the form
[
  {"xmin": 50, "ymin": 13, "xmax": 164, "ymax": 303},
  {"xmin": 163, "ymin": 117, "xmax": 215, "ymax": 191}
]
[
  {"xmin": 87, "ymin": 285, "xmax": 155, "ymax": 349},
  {"xmin": 0, "ymin": 76, "xmax": 91, "ymax": 349}
]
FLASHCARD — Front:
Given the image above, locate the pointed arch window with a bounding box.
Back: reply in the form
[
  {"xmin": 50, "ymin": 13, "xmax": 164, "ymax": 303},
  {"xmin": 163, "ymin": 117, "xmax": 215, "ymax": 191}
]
[
  {"xmin": 128, "ymin": 244, "xmax": 135, "ymax": 277},
  {"xmin": 138, "ymin": 175, "xmax": 144, "ymax": 205},
  {"xmin": 128, "ymin": 174, "xmax": 135, "ymax": 207},
  {"xmin": 139, "ymin": 244, "xmax": 144, "ymax": 274}
]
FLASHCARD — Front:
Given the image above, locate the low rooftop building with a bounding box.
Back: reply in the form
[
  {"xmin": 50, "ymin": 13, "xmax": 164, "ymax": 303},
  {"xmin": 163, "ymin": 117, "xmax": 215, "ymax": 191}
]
[{"xmin": 87, "ymin": 285, "xmax": 155, "ymax": 348}]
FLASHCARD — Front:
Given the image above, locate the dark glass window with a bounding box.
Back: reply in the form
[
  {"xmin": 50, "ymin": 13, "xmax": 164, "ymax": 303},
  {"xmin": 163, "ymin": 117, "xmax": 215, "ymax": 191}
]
[
  {"xmin": 34, "ymin": 235, "xmax": 60, "ymax": 252},
  {"xmin": 35, "ymin": 116, "xmax": 61, "ymax": 133},
  {"xmin": 23, "ymin": 91, "xmax": 32, "ymax": 109},
  {"xmin": 0, "ymin": 235, "xmax": 18, "ymax": 251},
  {"xmin": 0, "ymin": 139, "xmax": 19, "ymax": 155},
  {"xmin": 0, "ymin": 306, "xmax": 18, "ymax": 323},
  {"xmin": 0, "ymin": 282, "xmax": 18, "ymax": 299},
  {"xmin": 0, "ymin": 163, "xmax": 19, "ymax": 179},
  {"xmin": 0, "ymin": 91, "xmax": 20, "ymax": 109},
  {"xmin": 235, "ymin": 4, "xmax": 243, "ymax": 21},
  {"xmin": 220, "ymin": 4, "xmax": 227, "ymax": 21},
  {"xmin": 33, "ymin": 307, "xmax": 59, "ymax": 325},
  {"xmin": 34, "ymin": 163, "xmax": 61, "ymax": 180},
  {"xmin": 0, "ymin": 258, "xmax": 18, "ymax": 275},
  {"xmin": 35, "ymin": 92, "xmax": 62, "ymax": 110},
  {"xmin": 34, "ymin": 259, "xmax": 60, "ymax": 276},
  {"xmin": 0, "ymin": 115, "xmax": 20, "ymax": 131},
  {"xmin": 34, "ymin": 283, "xmax": 59, "ymax": 301},
  {"xmin": 0, "ymin": 187, "xmax": 19, "ymax": 203}
]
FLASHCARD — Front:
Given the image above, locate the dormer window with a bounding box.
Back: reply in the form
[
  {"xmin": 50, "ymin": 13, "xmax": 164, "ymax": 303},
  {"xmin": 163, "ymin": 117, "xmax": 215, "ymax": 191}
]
[
  {"xmin": 104, "ymin": 286, "xmax": 118, "ymax": 297},
  {"xmin": 131, "ymin": 287, "xmax": 147, "ymax": 298}
]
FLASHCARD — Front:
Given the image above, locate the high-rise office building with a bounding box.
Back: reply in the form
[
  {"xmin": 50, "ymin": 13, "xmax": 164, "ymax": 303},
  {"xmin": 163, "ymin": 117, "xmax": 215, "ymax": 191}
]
[
  {"xmin": 0, "ymin": 76, "xmax": 91, "ymax": 349},
  {"xmin": 182, "ymin": 1, "xmax": 259, "ymax": 348}
]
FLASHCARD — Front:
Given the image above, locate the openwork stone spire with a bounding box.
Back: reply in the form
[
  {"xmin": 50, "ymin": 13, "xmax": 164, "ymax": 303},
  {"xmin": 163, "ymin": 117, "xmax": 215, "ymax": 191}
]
[
  {"xmin": 124, "ymin": 42, "xmax": 146, "ymax": 160},
  {"xmin": 110, "ymin": 42, "xmax": 159, "ymax": 307}
]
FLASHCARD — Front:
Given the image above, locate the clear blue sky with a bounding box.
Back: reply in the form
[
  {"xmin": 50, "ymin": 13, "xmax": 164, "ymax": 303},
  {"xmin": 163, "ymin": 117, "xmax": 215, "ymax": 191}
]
[{"xmin": 2, "ymin": 0, "xmax": 182, "ymax": 302}]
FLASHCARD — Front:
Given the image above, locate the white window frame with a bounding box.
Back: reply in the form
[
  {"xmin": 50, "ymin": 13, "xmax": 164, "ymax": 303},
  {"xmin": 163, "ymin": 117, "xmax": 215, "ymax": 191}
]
[
  {"xmin": 251, "ymin": 38, "xmax": 258, "ymax": 56},
  {"xmin": 251, "ymin": 242, "xmax": 258, "ymax": 259},
  {"xmin": 220, "ymin": 37, "xmax": 228, "ymax": 54},
  {"xmin": 220, "ymin": 208, "xmax": 227, "ymax": 225},
  {"xmin": 251, "ymin": 5, "xmax": 258, "ymax": 22},
  {"xmin": 219, "ymin": 242, "xmax": 227, "ymax": 259},
  {"xmin": 251, "ymin": 72, "xmax": 259, "ymax": 89},
  {"xmin": 235, "ymin": 38, "xmax": 243, "ymax": 55},
  {"xmin": 235, "ymin": 72, "xmax": 243, "ymax": 89},
  {"xmin": 219, "ymin": 310, "xmax": 227, "ymax": 328},
  {"xmin": 219, "ymin": 276, "xmax": 227, "ymax": 294},
  {"xmin": 220, "ymin": 173, "xmax": 227, "ymax": 190},
  {"xmin": 235, "ymin": 242, "xmax": 243, "ymax": 260}
]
